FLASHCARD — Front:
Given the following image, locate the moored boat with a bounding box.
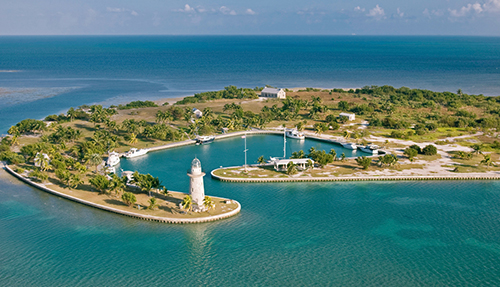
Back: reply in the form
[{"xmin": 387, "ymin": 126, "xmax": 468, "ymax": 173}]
[
  {"xmin": 285, "ymin": 129, "xmax": 305, "ymax": 140},
  {"xmin": 196, "ymin": 135, "xmax": 215, "ymax": 145},
  {"xmin": 358, "ymin": 144, "xmax": 380, "ymax": 154},
  {"xmin": 106, "ymin": 151, "xmax": 121, "ymax": 166},
  {"xmin": 341, "ymin": 142, "xmax": 357, "ymax": 150},
  {"xmin": 124, "ymin": 148, "xmax": 149, "ymax": 158}
]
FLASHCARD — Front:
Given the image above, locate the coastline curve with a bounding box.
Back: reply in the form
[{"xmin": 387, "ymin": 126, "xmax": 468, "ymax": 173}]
[{"xmin": 3, "ymin": 165, "xmax": 241, "ymax": 224}]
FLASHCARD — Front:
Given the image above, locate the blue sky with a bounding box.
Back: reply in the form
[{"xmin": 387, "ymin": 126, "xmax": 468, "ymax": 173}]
[{"xmin": 1, "ymin": 0, "xmax": 500, "ymax": 35}]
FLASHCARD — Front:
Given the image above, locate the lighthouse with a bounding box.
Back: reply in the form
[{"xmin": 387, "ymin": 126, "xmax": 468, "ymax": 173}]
[{"xmin": 187, "ymin": 158, "xmax": 206, "ymax": 208}]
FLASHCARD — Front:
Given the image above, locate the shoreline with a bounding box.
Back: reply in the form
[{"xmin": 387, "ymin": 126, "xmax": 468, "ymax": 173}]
[
  {"xmin": 3, "ymin": 164, "xmax": 241, "ymax": 224},
  {"xmin": 211, "ymin": 166, "xmax": 500, "ymax": 183}
]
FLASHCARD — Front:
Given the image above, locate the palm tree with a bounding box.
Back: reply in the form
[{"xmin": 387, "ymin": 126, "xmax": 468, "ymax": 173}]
[
  {"xmin": 67, "ymin": 107, "xmax": 77, "ymax": 122},
  {"xmin": 128, "ymin": 133, "xmax": 138, "ymax": 145},
  {"xmin": 203, "ymin": 196, "xmax": 215, "ymax": 211},
  {"xmin": 85, "ymin": 153, "xmax": 102, "ymax": 172},
  {"xmin": 480, "ymin": 154, "xmax": 494, "ymax": 167},
  {"xmin": 472, "ymin": 144, "xmax": 483, "ymax": 155},
  {"xmin": 181, "ymin": 195, "xmax": 192, "ymax": 212},
  {"xmin": 329, "ymin": 149, "xmax": 337, "ymax": 161},
  {"xmin": 109, "ymin": 174, "xmax": 127, "ymax": 196},
  {"xmin": 287, "ymin": 161, "xmax": 298, "ymax": 175},
  {"xmin": 148, "ymin": 198, "xmax": 159, "ymax": 210},
  {"xmin": 34, "ymin": 152, "xmax": 50, "ymax": 171},
  {"xmin": 257, "ymin": 155, "xmax": 266, "ymax": 165},
  {"xmin": 89, "ymin": 174, "xmax": 110, "ymax": 194}
]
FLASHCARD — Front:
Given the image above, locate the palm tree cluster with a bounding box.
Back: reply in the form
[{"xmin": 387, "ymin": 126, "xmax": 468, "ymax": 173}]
[
  {"xmin": 132, "ymin": 171, "xmax": 164, "ymax": 197},
  {"xmin": 49, "ymin": 126, "xmax": 82, "ymax": 144}
]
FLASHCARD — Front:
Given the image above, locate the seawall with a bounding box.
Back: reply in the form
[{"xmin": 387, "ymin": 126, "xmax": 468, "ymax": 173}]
[{"xmin": 211, "ymin": 167, "xmax": 500, "ymax": 183}]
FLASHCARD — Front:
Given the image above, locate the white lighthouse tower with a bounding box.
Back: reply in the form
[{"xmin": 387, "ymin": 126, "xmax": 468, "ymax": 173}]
[{"xmin": 187, "ymin": 158, "xmax": 206, "ymax": 209}]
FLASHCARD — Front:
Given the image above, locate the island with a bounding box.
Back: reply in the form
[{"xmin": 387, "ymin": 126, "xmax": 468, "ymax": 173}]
[{"xmin": 2, "ymin": 85, "xmax": 500, "ymax": 223}]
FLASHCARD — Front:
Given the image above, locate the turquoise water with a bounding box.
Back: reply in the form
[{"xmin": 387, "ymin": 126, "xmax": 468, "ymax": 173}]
[
  {"xmin": 1, "ymin": 137, "xmax": 500, "ymax": 286},
  {"xmin": 1, "ymin": 36, "xmax": 500, "ymax": 285}
]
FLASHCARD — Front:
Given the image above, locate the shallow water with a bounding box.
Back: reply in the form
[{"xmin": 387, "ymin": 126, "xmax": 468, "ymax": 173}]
[{"xmin": 1, "ymin": 137, "xmax": 500, "ymax": 286}]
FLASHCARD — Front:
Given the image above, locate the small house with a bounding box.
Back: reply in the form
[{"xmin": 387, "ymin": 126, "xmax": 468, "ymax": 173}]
[
  {"xmin": 273, "ymin": 158, "xmax": 314, "ymax": 171},
  {"xmin": 192, "ymin": 108, "xmax": 203, "ymax": 118},
  {"xmin": 339, "ymin": 112, "xmax": 355, "ymax": 121},
  {"xmin": 260, "ymin": 87, "xmax": 286, "ymax": 99}
]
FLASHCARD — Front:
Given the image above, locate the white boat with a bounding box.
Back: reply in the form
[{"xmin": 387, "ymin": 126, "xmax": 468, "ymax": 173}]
[
  {"xmin": 124, "ymin": 148, "xmax": 149, "ymax": 158},
  {"xmin": 341, "ymin": 142, "xmax": 357, "ymax": 150},
  {"xmin": 359, "ymin": 144, "xmax": 380, "ymax": 154},
  {"xmin": 285, "ymin": 129, "xmax": 305, "ymax": 140},
  {"xmin": 196, "ymin": 135, "xmax": 215, "ymax": 145},
  {"xmin": 106, "ymin": 151, "xmax": 121, "ymax": 167}
]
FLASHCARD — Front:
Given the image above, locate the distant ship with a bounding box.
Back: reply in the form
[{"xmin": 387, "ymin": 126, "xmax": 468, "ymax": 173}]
[
  {"xmin": 196, "ymin": 135, "xmax": 215, "ymax": 145},
  {"xmin": 285, "ymin": 129, "xmax": 305, "ymax": 140},
  {"xmin": 124, "ymin": 148, "xmax": 149, "ymax": 158}
]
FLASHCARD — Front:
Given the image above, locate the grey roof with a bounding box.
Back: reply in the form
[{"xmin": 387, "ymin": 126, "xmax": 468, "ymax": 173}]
[{"xmin": 261, "ymin": 87, "xmax": 282, "ymax": 94}]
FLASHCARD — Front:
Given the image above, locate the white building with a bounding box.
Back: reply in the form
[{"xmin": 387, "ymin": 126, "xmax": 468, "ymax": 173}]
[
  {"xmin": 187, "ymin": 158, "xmax": 205, "ymax": 208},
  {"xmin": 260, "ymin": 87, "xmax": 286, "ymax": 99},
  {"xmin": 192, "ymin": 108, "xmax": 203, "ymax": 118},
  {"xmin": 339, "ymin": 112, "xmax": 356, "ymax": 121},
  {"xmin": 273, "ymin": 158, "xmax": 314, "ymax": 171}
]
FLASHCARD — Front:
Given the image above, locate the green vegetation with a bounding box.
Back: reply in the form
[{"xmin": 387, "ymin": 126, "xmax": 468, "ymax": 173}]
[
  {"xmin": 422, "ymin": 145, "xmax": 438, "ymax": 156},
  {"xmin": 175, "ymin": 86, "xmax": 258, "ymax": 105},
  {"xmin": 118, "ymin": 100, "xmax": 158, "ymax": 110},
  {"xmin": 356, "ymin": 156, "xmax": 372, "ymax": 170},
  {"xmin": 122, "ymin": 192, "xmax": 137, "ymax": 206}
]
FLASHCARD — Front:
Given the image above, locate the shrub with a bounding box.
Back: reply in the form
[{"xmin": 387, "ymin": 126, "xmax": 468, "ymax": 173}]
[
  {"xmin": 122, "ymin": 192, "xmax": 137, "ymax": 206},
  {"xmin": 422, "ymin": 145, "xmax": 437, "ymax": 156},
  {"xmin": 409, "ymin": 144, "xmax": 421, "ymax": 153},
  {"xmin": 118, "ymin": 101, "xmax": 158, "ymax": 110},
  {"xmin": 356, "ymin": 156, "xmax": 372, "ymax": 170}
]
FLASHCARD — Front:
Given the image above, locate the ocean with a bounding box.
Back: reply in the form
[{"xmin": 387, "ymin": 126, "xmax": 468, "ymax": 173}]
[
  {"xmin": 1, "ymin": 36, "xmax": 500, "ymax": 132},
  {"xmin": 1, "ymin": 36, "xmax": 500, "ymax": 286}
]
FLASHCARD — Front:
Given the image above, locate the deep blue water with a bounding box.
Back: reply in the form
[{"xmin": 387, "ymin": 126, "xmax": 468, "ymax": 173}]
[
  {"xmin": 1, "ymin": 36, "xmax": 500, "ymax": 286},
  {"xmin": 1, "ymin": 36, "xmax": 500, "ymax": 132}
]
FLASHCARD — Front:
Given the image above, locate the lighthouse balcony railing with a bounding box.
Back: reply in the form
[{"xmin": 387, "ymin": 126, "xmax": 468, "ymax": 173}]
[{"xmin": 187, "ymin": 169, "xmax": 206, "ymax": 174}]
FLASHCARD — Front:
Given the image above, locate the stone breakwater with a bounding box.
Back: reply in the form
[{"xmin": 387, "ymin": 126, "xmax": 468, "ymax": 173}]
[
  {"xmin": 211, "ymin": 167, "xmax": 500, "ymax": 183},
  {"xmin": 3, "ymin": 165, "xmax": 241, "ymax": 224}
]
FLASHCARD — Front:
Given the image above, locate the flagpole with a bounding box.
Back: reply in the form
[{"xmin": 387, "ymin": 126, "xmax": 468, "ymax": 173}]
[
  {"xmin": 244, "ymin": 133, "xmax": 248, "ymax": 172},
  {"xmin": 283, "ymin": 128, "xmax": 286, "ymax": 158}
]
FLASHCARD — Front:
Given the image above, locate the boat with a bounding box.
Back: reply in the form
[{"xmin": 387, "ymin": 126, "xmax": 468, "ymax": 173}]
[
  {"xmin": 106, "ymin": 151, "xmax": 121, "ymax": 166},
  {"xmin": 341, "ymin": 142, "xmax": 357, "ymax": 150},
  {"xmin": 285, "ymin": 129, "xmax": 305, "ymax": 140},
  {"xmin": 358, "ymin": 144, "xmax": 380, "ymax": 154},
  {"xmin": 196, "ymin": 135, "xmax": 215, "ymax": 145},
  {"xmin": 124, "ymin": 148, "xmax": 149, "ymax": 158}
]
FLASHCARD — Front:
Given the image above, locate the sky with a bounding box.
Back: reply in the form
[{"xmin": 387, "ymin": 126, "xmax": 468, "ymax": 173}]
[{"xmin": 1, "ymin": 0, "xmax": 500, "ymax": 35}]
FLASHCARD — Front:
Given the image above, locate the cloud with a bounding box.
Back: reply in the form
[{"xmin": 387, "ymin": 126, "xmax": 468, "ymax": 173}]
[
  {"xmin": 354, "ymin": 6, "xmax": 365, "ymax": 12},
  {"xmin": 483, "ymin": 0, "xmax": 500, "ymax": 12},
  {"xmin": 245, "ymin": 9, "xmax": 256, "ymax": 15},
  {"xmin": 107, "ymin": 7, "xmax": 126, "ymax": 13},
  {"xmin": 448, "ymin": 0, "xmax": 500, "ymax": 17},
  {"xmin": 176, "ymin": 4, "xmax": 195, "ymax": 13},
  {"xmin": 106, "ymin": 7, "xmax": 138, "ymax": 16},
  {"xmin": 396, "ymin": 8, "xmax": 404, "ymax": 17},
  {"xmin": 219, "ymin": 6, "xmax": 237, "ymax": 15},
  {"xmin": 367, "ymin": 5, "xmax": 385, "ymax": 20},
  {"xmin": 449, "ymin": 3, "xmax": 483, "ymax": 17}
]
